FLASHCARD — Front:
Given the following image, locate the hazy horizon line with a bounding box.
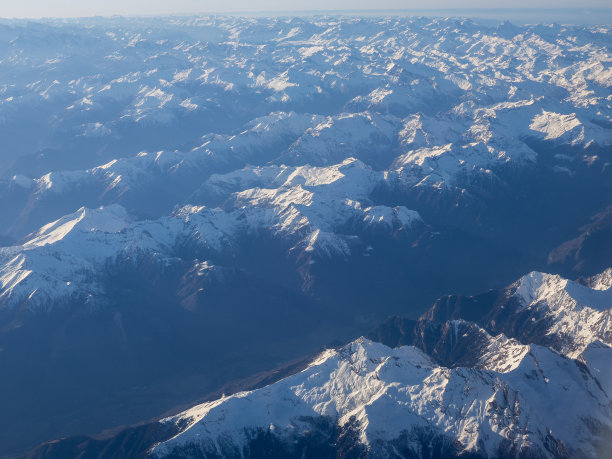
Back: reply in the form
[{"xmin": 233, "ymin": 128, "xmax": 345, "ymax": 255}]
[
  {"xmin": 1, "ymin": 7, "xmax": 611, "ymax": 17},
  {"xmin": 0, "ymin": 8, "xmax": 611, "ymax": 27}
]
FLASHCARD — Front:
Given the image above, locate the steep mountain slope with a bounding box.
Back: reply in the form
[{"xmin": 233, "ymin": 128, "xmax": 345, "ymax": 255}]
[
  {"xmin": 373, "ymin": 269, "xmax": 612, "ymax": 397},
  {"xmin": 0, "ymin": 159, "xmax": 423, "ymax": 311},
  {"xmin": 548, "ymin": 206, "xmax": 612, "ymax": 277},
  {"xmin": 1, "ymin": 16, "xmax": 611, "ymax": 240},
  {"xmin": 415, "ymin": 269, "xmax": 612, "ymax": 358},
  {"xmin": 152, "ymin": 338, "xmax": 610, "ymax": 459},
  {"xmin": 24, "ymin": 269, "xmax": 612, "ymax": 458},
  {"xmin": 148, "ymin": 269, "xmax": 612, "ymax": 458}
]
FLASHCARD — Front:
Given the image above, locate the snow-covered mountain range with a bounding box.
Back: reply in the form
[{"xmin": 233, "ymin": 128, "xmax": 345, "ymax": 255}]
[
  {"xmin": 1, "ymin": 16, "xmax": 611, "ymax": 237},
  {"xmin": 154, "ymin": 338, "xmax": 610, "ymax": 458},
  {"xmin": 0, "ymin": 158, "xmax": 424, "ymax": 310},
  {"xmin": 0, "ymin": 16, "xmax": 609, "ymax": 312},
  {"xmin": 1, "ymin": 15, "xmax": 611, "ymax": 458},
  {"xmin": 108, "ymin": 269, "xmax": 610, "ymax": 459}
]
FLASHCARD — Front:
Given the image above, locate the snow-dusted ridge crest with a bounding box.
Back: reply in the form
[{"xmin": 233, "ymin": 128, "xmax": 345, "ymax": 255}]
[
  {"xmin": 152, "ymin": 335, "xmax": 611, "ymax": 459},
  {"xmin": 148, "ymin": 268, "xmax": 612, "ymax": 459},
  {"xmin": 510, "ymin": 270, "xmax": 612, "ymax": 358},
  {"xmin": 0, "ymin": 160, "xmax": 424, "ymax": 310},
  {"xmin": 15, "ymin": 103, "xmax": 610, "ymax": 215}
]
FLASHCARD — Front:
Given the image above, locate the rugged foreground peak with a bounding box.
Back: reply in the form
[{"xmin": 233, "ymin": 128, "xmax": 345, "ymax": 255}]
[
  {"xmin": 21, "ymin": 268, "xmax": 612, "ymax": 458},
  {"xmin": 151, "ymin": 334, "xmax": 610, "ymax": 459},
  {"xmin": 144, "ymin": 269, "xmax": 612, "ymax": 459}
]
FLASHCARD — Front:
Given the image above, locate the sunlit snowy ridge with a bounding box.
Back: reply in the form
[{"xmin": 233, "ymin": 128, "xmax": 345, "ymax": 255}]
[
  {"xmin": 0, "ymin": 16, "xmax": 610, "ymax": 310},
  {"xmin": 152, "ymin": 269, "xmax": 612, "ymax": 459}
]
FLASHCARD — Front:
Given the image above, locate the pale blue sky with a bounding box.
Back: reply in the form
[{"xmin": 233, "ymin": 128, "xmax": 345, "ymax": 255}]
[{"xmin": 1, "ymin": 0, "xmax": 610, "ymax": 18}]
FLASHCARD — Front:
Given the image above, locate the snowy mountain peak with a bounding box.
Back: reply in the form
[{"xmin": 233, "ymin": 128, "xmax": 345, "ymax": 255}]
[
  {"xmin": 362, "ymin": 205, "xmax": 422, "ymax": 231},
  {"xmin": 22, "ymin": 205, "xmax": 131, "ymax": 249},
  {"xmin": 298, "ymin": 229, "xmax": 352, "ymax": 258},
  {"xmin": 153, "ymin": 333, "xmax": 612, "ymax": 459},
  {"xmin": 506, "ymin": 270, "xmax": 612, "ymax": 358},
  {"xmin": 586, "ymin": 268, "xmax": 612, "ymax": 291},
  {"xmin": 514, "ymin": 270, "xmax": 612, "ymax": 312}
]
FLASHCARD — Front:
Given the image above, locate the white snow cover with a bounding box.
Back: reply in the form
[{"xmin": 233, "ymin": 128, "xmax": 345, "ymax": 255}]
[
  {"xmin": 31, "ymin": 111, "xmax": 321, "ymax": 198},
  {"xmin": 362, "ymin": 205, "xmax": 422, "ymax": 231},
  {"xmin": 23, "ymin": 205, "xmax": 130, "ymax": 248},
  {"xmin": 0, "ymin": 17, "xmax": 609, "ymax": 321},
  {"xmin": 512, "ymin": 271, "xmax": 612, "ymax": 357},
  {"xmin": 147, "ymin": 269, "xmax": 612, "ymax": 457},
  {"xmin": 2, "ymin": 16, "xmax": 610, "ymax": 216},
  {"xmin": 153, "ymin": 335, "xmax": 611, "ymax": 458},
  {"xmin": 0, "ymin": 157, "xmax": 423, "ymax": 309},
  {"xmin": 581, "ymin": 341, "xmax": 612, "ymax": 396},
  {"xmin": 299, "ymin": 229, "xmax": 352, "ymax": 258},
  {"xmin": 588, "ymin": 268, "xmax": 612, "ymax": 291},
  {"xmin": 530, "ymin": 111, "xmax": 583, "ymax": 141},
  {"xmin": 0, "ymin": 205, "xmax": 163, "ymax": 308}
]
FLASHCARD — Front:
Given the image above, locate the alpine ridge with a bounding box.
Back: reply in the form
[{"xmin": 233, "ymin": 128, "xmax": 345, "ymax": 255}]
[
  {"xmin": 29, "ymin": 268, "xmax": 610, "ymax": 459},
  {"xmin": 148, "ymin": 269, "xmax": 612, "ymax": 459}
]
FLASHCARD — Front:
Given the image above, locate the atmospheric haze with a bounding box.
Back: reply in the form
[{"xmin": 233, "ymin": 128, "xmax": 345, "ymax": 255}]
[{"xmin": 1, "ymin": 0, "xmax": 612, "ymax": 18}]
